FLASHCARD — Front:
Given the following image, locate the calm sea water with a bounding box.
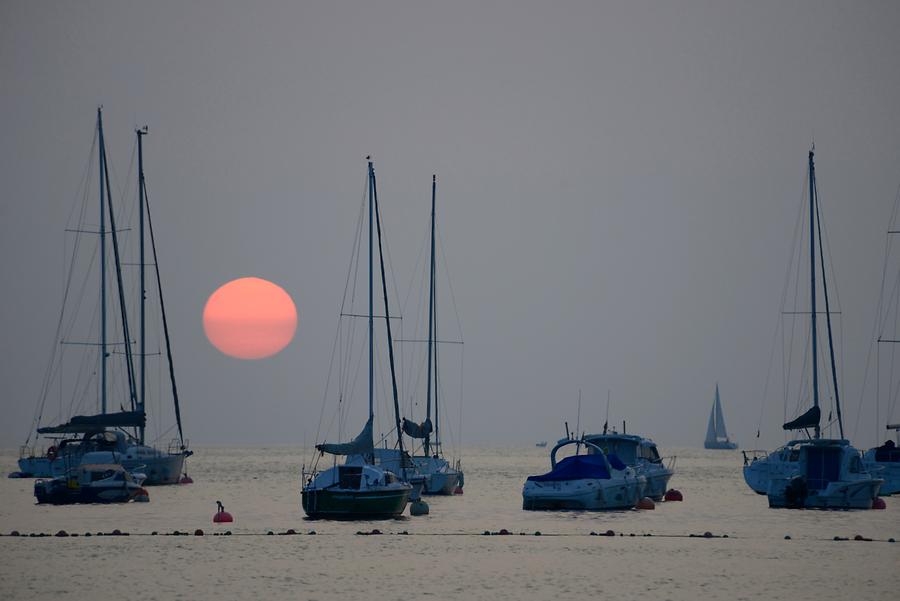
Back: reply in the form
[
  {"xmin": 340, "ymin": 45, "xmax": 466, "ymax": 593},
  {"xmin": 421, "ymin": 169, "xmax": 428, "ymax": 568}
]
[{"xmin": 1, "ymin": 446, "xmax": 897, "ymax": 600}]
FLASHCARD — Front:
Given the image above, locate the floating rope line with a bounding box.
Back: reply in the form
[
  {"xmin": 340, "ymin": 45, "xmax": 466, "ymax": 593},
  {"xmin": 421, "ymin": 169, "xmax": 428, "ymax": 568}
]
[{"xmin": 2, "ymin": 529, "xmax": 896, "ymax": 543}]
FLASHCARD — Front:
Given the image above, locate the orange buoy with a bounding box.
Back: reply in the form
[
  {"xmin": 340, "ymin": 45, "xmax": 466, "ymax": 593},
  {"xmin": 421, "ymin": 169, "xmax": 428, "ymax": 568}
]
[
  {"xmin": 213, "ymin": 500, "xmax": 233, "ymax": 523},
  {"xmin": 872, "ymin": 497, "xmax": 886, "ymax": 510},
  {"xmin": 664, "ymin": 489, "xmax": 683, "ymax": 502},
  {"xmin": 636, "ymin": 497, "xmax": 655, "ymax": 510}
]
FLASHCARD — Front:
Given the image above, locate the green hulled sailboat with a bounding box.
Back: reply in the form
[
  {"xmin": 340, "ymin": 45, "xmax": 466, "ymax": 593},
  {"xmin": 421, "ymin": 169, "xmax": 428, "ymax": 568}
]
[{"xmin": 301, "ymin": 159, "xmax": 412, "ymax": 519}]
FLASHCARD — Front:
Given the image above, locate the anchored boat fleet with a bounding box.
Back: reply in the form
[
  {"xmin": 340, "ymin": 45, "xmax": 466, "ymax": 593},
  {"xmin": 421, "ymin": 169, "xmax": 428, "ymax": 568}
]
[{"xmin": 7, "ymin": 114, "xmax": 897, "ymax": 517}]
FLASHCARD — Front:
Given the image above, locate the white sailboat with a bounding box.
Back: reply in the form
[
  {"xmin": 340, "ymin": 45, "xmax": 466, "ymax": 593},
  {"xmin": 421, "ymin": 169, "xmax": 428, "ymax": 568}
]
[
  {"xmin": 741, "ymin": 147, "xmax": 881, "ymax": 508},
  {"xmin": 399, "ymin": 175, "xmax": 463, "ymax": 495},
  {"xmin": 704, "ymin": 384, "xmax": 737, "ymax": 449},
  {"xmin": 14, "ymin": 110, "xmax": 190, "ymax": 485},
  {"xmin": 861, "ymin": 187, "xmax": 900, "ymax": 495}
]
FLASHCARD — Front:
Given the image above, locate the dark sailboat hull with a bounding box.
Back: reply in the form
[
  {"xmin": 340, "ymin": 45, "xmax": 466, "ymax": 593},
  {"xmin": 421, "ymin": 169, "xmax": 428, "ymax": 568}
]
[{"xmin": 301, "ymin": 487, "xmax": 410, "ymax": 519}]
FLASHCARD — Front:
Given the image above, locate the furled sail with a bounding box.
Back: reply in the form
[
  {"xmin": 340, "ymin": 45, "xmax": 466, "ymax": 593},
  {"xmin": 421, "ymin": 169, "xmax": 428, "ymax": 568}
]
[
  {"xmin": 316, "ymin": 417, "xmax": 374, "ymax": 456},
  {"xmin": 782, "ymin": 406, "xmax": 821, "ymax": 431},
  {"xmin": 37, "ymin": 410, "xmax": 146, "ymax": 434},
  {"xmin": 402, "ymin": 417, "xmax": 433, "ymax": 439}
]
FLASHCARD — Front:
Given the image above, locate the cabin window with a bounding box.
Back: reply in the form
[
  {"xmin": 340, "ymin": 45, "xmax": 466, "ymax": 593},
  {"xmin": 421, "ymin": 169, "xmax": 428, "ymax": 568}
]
[
  {"xmin": 849, "ymin": 455, "xmax": 862, "ymax": 474},
  {"xmin": 91, "ymin": 470, "xmax": 116, "ymax": 482}
]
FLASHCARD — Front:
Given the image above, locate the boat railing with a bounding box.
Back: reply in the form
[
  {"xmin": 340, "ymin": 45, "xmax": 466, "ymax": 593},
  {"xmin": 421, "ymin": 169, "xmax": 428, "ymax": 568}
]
[
  {"xmin": 661, "ymin": 455, "xmax": 677, "ymax": 471},
  {"xmin": 18, "ymin": 445, "xmax": 37, "ymax": 460},
  {"xmin": 166, "ymin": 438, "xmax": 190, "ymax": 455},
  {"xmin": 742, "ymin": 449, "xmax": 769, "ymax": 466}
]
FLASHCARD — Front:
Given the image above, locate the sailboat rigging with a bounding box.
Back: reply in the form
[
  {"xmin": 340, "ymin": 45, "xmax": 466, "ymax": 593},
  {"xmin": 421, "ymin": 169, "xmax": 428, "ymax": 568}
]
[
  {"xmin": 741, "ymin": 147, "xmax": 881, "ymax": 508},
  {"xmin": 301, "ymin": 159, "xmax": 413, "ymax": 519},
  {"xmin": 16, "ymin": 109, "xmax": 191, "ymax": 485},
  {"xmin": 398, "ymin": 175, "xmax": 464, "ymax": 495}
]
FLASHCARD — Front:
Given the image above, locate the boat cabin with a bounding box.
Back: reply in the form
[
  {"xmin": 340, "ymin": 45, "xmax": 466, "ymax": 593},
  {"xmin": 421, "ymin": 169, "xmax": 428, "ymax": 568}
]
[
  {"xmin": 71, "ymin": 463, "xmax": 134, "ymax": 486},
  {"xmin": 581, "ymin": 434, "xmax": 661, "ymax": 466}
]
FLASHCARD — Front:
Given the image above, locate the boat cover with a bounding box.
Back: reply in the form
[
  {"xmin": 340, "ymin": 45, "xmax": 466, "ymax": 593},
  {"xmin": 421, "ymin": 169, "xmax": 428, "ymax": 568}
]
[
  {"xmin": 402, "ymin": 417, "xmax": 433, "ymax": 439},
  {"xmin": 526, "ymin": 454, "xmax": 611, "ymax": 482},
  {"xmin": 607, "ymin": 454, "xmax": 627, "ymax": 470},
  {"xmin": 37, "ymin": 410, "xmax": 145, "ymax": 434},
  {"xmin": 782, "ymin": 406, "xmax": 820, "ymax": 431},
  {"xmin": 317, "ymin": 417, "xmax": 374, "ymax": 456}
]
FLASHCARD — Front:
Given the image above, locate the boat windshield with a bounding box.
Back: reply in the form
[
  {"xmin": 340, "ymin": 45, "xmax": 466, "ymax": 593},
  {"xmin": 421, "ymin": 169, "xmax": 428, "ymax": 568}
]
[{"xmin": 639, "ymin": 445, "xmax": 661, "ymax": 463}]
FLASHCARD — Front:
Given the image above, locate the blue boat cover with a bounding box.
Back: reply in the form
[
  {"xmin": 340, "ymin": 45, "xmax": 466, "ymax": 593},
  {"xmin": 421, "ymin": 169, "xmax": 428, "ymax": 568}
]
[
  {"xmin": 527, "ymin": 454, "xmax": 611, "ymax": 482},
  {"xmin": 607, "ymin": 454, "xmax": 627, "ymax": 471}
]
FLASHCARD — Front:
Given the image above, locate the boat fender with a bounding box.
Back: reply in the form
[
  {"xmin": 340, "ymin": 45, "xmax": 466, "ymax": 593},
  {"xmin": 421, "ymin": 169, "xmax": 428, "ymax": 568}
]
[
  {"xmin": 179, "ymin": 473, "xmax": 194, "ymax": 484},
  {"xmin": 454, "ymin": 486, "xmax": 464, "ymax": 494},
  {"xmin": 636, "ymin": 497, "xmax": 655, "ymax": 510},
  {"xmin": 134, "ymin": 488, "xmax": 150, "ymax": 502},
  {"xmin": 871, "ymin": 497, "xmax": 886, "ymax": 510},
  {"xmin": 46, "ymin": 446, "xmax": 57, "ymax": 461}
]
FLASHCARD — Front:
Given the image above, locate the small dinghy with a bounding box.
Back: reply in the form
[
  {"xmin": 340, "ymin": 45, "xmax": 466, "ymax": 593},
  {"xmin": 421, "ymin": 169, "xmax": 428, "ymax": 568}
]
[
  {"xmin": 522, "ymin": 439, "xmax": 645, "ymax": 511},
  {"xmin": 34, "ymin": 463, "xmax": 145, "ymax": 505}
]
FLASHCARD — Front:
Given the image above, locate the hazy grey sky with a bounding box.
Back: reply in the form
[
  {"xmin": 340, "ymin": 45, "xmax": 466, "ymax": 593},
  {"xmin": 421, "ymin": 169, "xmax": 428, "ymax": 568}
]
[{"xmin": 1, "ymin": 1, "xmax": 899, "ymax": 450}]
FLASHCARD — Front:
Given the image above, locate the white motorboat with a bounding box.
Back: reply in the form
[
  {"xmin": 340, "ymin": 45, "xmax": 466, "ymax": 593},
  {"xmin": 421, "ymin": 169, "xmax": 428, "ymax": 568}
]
[
  {"xmin": 35, "ymin": 462, "xmax": 146, "ymax": 505},
  {"xmin": 523, "ymin": 439, "xmax": 645, "ymax": 511},
  {"xmin": 580, "ymin": 432, "xmax": 674, "ymax": 500}
]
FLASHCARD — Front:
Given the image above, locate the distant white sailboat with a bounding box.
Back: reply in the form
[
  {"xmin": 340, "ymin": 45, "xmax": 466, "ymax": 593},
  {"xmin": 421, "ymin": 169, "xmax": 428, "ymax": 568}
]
[{"xmin": 704, "ymin": 384, "xmax": 737, "ymax": 450}]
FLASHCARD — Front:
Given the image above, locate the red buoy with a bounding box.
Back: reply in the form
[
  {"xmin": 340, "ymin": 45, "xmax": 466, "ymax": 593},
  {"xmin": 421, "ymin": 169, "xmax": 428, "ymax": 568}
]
[
  {"xmin": 213, "ymin": 501, "xmax": 233, "ymax": 523},
  {"xmin": 179, "ymin": 474, "xmax": 194, "ymax": 484},
  {"xmin": 454, "ymin": 486, "xmax": 464, "ymax": 495},
  {"xmin": 872, "ymin": 497, "xmax": 886, "ymax": 510},
  {"xmin": 664, "ymin": 489, "xmax": 684, "ymax": 502}
]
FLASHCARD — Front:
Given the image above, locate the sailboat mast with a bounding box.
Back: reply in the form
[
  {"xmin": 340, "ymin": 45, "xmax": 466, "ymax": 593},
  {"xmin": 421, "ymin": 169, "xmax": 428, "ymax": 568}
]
[
  {"xmin": 98, "ymin": 108, "xmax": 107, "ymax": 414},
  {"xmin": 425, "ymin": 175, "xmax": 436, "ymax": 456},
  {"xmin": 814, "ymin": 182, "xmax": 844, "ymax": 439},
  {"xmin": 372, "ymin": 167, "xmax": 405, "ymax": 455},
  {"xmin": 137, "ymin": 127, "xmax": 147, "ymax": 444},
  {"xmin": 368, "ymin": 160, "xmax": 374, "ymax": 422},
  {"xmin": 809, "ymin": 148, "xmax": 820, "ymax": 439}
]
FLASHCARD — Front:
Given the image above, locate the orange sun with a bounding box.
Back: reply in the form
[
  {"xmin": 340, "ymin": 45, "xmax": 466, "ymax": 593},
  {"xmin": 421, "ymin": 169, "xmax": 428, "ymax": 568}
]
[{"xmin": 203, "ymin": 277, "xmax": 297, "ymax": 360}]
